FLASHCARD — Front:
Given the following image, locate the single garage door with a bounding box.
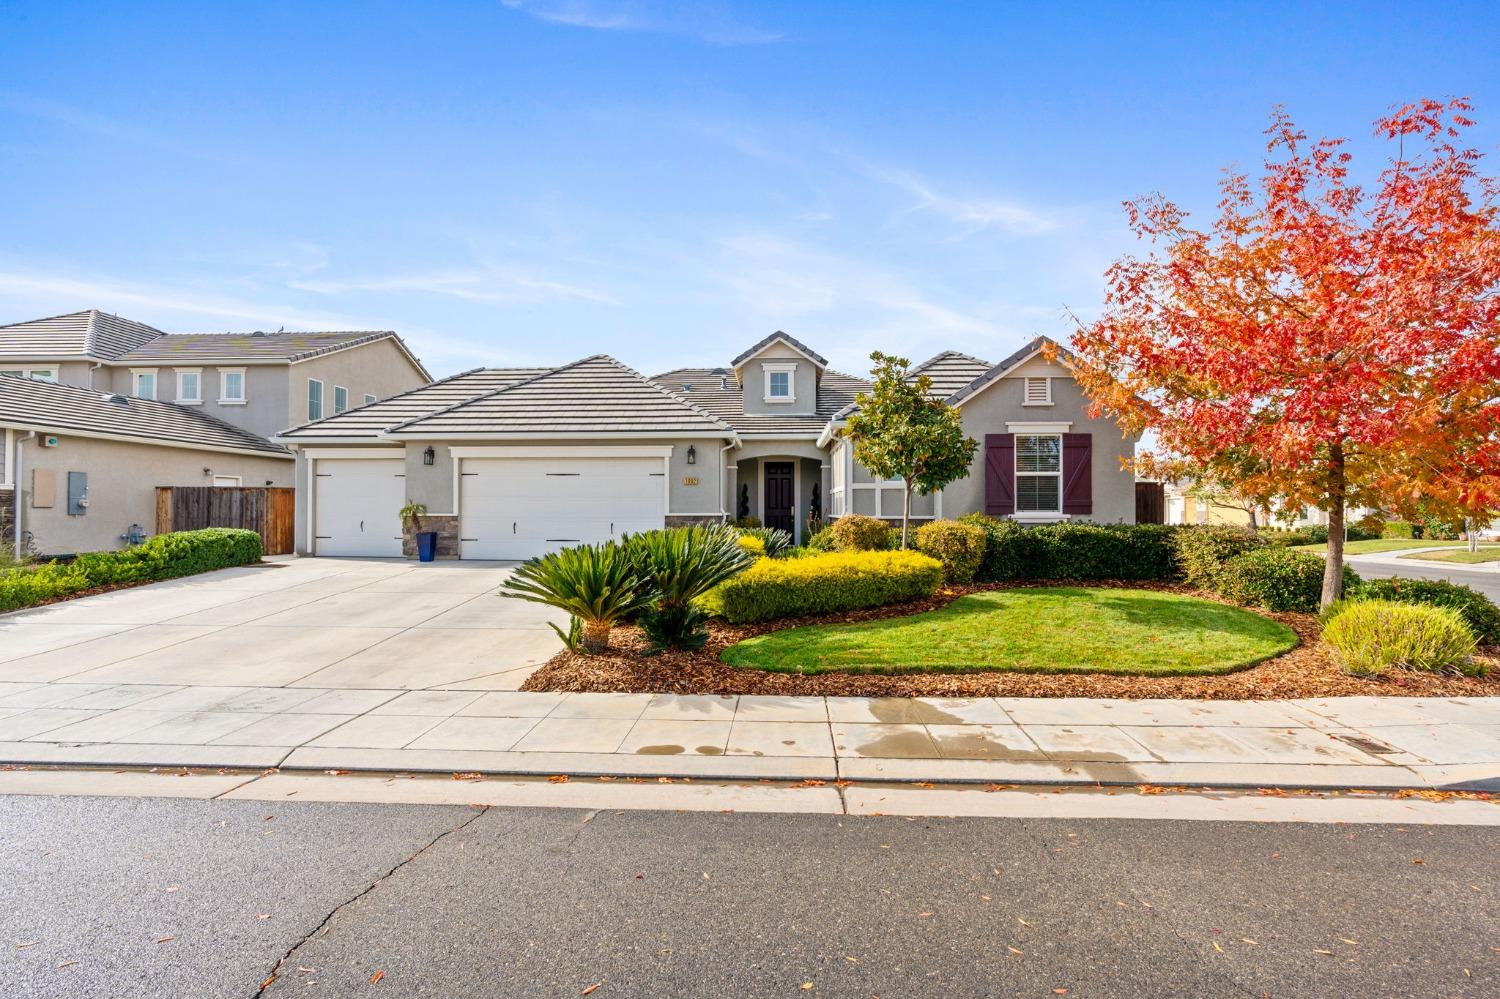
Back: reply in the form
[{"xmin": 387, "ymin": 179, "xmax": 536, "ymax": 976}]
[
  {"xmin": 314, "ymin": 458, "xmax": 406, "ymax": 557},
  {"xmin": 460, "ymin": 456, "xmax": 666, "ymax": 560}
]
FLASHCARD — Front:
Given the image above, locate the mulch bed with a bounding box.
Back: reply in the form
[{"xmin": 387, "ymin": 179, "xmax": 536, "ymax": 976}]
[{"xmin": 521, "ymin": 580, "xmax": 1500, "ymax": 700}]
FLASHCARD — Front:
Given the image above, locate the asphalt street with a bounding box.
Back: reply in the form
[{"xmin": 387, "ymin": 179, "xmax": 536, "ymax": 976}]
[
  {"xmin": 1350, "ymin": 556, "xmax": 1500, "ymax": 601},
  {"xmin": 2, "ymin": 794, "xmax": 1496, "ymax": 998}
]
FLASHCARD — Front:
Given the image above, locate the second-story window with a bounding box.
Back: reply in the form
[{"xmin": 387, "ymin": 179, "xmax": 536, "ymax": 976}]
[
  {"xmin": 220, "ymin": 368, "xmax": 246, "ymax": 404},
  {"xmin": 132, "ymin": 369, "xmax": 157, "ymax": 399},
  {"xmin": 177, "ymin": 369, "xmax": 202, "ymax": 403},
  {"xmin": 764, "ymin": 362, "xmax": 796, "ymax": 402},
  {"xmin": 334, "ymin": 385, "xmax": 349, "ymax": 414},
  {"xmin": 308, "ymin": 378, "xmax": 324, "ymax": 421}
]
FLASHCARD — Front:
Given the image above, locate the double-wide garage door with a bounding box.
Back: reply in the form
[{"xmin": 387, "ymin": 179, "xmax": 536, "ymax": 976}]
[
  {"xmin": 459, "ymin": 456, "xmax": 665, "ymax": 560},
  {"xmin": 313, "ymin": 459, "xmax": 406, "ymax": 557}
]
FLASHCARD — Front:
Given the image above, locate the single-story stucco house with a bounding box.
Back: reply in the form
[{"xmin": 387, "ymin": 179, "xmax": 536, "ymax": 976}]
[
  {"xmin": 275, "ymin": 331, "xmax": 1138, "ymax": 560},
  {"xmin": 1, "ymin": 375, "xmax": 294, "ymax": 555}
]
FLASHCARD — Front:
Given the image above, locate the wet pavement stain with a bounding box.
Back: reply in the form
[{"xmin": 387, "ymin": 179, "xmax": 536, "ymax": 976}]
[
  {"xmin": 867, "ymin": 698, "xmax": 966, "ymax": 726},
  {"xmin": 695, "ymin": 745, "xmax": 724, "ymax": 756},
  {"xmin": 635, "ymin": 745, "xmax": 685, "ymax": 755}
]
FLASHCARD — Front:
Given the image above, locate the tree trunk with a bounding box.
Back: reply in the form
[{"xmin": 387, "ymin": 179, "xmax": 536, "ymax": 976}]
[
  {"xmin": 900, "ymin": 482, "xmax": 912, "ymax": 550},
  {"xmin": 1320, "ymin": 443, "xmax": 1347, "ymax": 610},
  {"xmin": 580, "ymin": 620, "xmax": 612, "ymax": 654},
  {"xmin": 1247, "ymin": 506, "xmax": 1259, "ymax": 531},
  {"xmin": 1467, "ymin": 518, "xmax": 1479, "ymax": 553}
]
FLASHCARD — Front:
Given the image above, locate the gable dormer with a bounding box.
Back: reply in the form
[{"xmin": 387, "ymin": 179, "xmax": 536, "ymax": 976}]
[{"xmin": 730, "ymin": 331, "xmax": 827, "ymax": 418}]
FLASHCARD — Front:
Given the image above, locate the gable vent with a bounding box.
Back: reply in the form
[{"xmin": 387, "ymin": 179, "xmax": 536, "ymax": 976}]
[{"xmin": 1024, "ymin": 377, "xmax": 1051, "ymax": 405}]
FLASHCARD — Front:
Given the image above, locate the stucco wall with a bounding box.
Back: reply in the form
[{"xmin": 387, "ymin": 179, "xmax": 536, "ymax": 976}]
[
  {"xmin": 290, "ymin": 339, "xmax": 428, "ymax": 433},
  {"xmin": 98, "ymin": 363, "xmax": 291, "ymax": 441},
  {"xmin": 738, "ymin": 342, "xmax": 819, "ymax": 417},
  {"xmin": 15, "ymin": 435, "xmax": 292, "ymax": 554}
]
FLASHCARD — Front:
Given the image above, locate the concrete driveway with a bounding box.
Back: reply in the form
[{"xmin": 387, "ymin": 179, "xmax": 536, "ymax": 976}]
[{"xmin": 0, "ymin": 557, "xmax": 564, "ymax": 691}]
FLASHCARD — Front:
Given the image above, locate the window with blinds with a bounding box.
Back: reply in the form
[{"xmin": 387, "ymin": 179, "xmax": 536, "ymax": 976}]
[{"xmin": 1015, "ymin": 433, "xmax": 1061, "ymax": 512}]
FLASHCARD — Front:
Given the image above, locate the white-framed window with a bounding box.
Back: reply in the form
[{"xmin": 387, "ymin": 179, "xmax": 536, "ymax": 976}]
[
  {"xmin": 212, "ymin": 475, "xmax": 242, "ymax": 487},
  {"xmin": 1, "ymin": 367, "xmax": 59, "ymax": 383},
  {"xmin": 1022, "ymin": 377, "xmax": 1052, "ymax": 406},
  {"xmin": 763, "ymin": 362, "xmax": 796, "ymax": 403},
  {"xmin": 333, "ymin": 385, "xmax": 349, "ymax": 414},
  {"xmin": 307, "ymin": 378, "xmax": 324, "ymax": 421},
  {"xmin": 363, "ymin": 393, "xmax": 377, "ymax": 406},
  {"xmin": 1015, "ymin": 433, "xmax": 1062, "ymax": 513},
  {"xmin": 176, "ymin": 368, "xmax": 202, "ymax": 404},
  {"xmin": 131, "ymin": 368, "xmax": 158, "ymax": 399},
  {"xmin": 219, "ymin": 368, "xmax": 246, "ymax": 404}
]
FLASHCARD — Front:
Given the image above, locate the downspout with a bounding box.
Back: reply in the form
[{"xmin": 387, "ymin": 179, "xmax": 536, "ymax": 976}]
[
  {"xmin": 719, "ymin": 437, "xmax": 740, "ymax": 523},
  {"xmin": 88, "ymin": 362, "xmax": 103, "ymax": 389},
  {"xmin": 14, "ymin": 431, "xmax": 34, "ymax": 561}
]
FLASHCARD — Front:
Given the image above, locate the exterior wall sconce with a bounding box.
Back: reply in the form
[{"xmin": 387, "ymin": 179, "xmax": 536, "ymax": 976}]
[
  {"xmin": 423, "ymin": 446, "xmax": 436, "ymax": 466},
  {"xmin": 686, "ymin": 445, "xmax": 697, "ymax": 465}
]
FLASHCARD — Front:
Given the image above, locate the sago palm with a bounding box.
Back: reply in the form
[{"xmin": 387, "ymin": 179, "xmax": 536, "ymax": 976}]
[{"xmin": 502, "ymin": 542, "xmax": 653, "ymax": 653}]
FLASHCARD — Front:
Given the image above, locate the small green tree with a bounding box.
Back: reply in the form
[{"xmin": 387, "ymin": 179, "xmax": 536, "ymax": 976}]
[{"xmin": 844, "ymin": 351, "xmax": 978, "ymax": 549}]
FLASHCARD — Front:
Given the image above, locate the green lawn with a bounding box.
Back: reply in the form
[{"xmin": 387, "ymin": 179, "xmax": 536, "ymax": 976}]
[
  {"xmin": 721, "ymin": 587, "xmax": 1299, "ymax": 677},
  {"xmin": 1397, "ymin": 547, "xmax": 1500, "ymax": 565},
  {"xmin": 1293, "ymin": 539, "xmax": 1467, "ymax": 555}
]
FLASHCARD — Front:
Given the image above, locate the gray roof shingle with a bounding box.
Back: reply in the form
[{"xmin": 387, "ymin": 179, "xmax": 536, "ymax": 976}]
[
  {"xmin": 392, "ymin": 356, "xmax": 731, "ymax": 437},
  {"xmin": 0, "ymin": 310, "xmax": 164, "ymax": 361},
  {"xmin": 0, "ymin": 374, "xmax": 290, "ymax": 457},
  {"xmin": 945, "ymin": 335, "xmax": 1076, "ymax": 406},
  {"xmin": 652, "ymin": 367, "xmax": 869, "ymax": 436},
  {"xmin": 278, "ymin": 367, "xmax": 551, "ymax": 440},
  {"xmin": 729, "ymin": 331, "xmax": 829, "ymax": 369},
  {"xmin": 117, "ymin": 330, "xmax": 402, "ymax": 363},
  {"xmin": 909, "ymin": 350, "xmax": 994, "ymax": 399}
]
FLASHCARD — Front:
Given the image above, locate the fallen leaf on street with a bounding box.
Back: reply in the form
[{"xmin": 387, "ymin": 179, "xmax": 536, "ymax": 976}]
[
  {"xmin": 370, "ymin": 970, "xmax": 385, "ymax": 984},
  {"xmin": 453, "ymin": 772, "xmax": 483, "ymax": 781},
  {"xmin": 581, "ymin": 984, "xmax": 601, "ymax": 995},
  {"xmin": 155, "ymin": 936, "xmax": 174, "ymax": 944},
  {"xmin": 1007, "ymin": 947, "xmax": 1024, "ymax": 956},
  {"xmin": 57, "ymin": 961, "xmax": 76, "ymax": 969}
]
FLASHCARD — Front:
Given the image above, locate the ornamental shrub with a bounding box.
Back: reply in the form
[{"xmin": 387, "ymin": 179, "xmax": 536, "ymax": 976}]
[
  {"xmin": 0, "ymin": 528, "xmax": 263, "ymax": 613},
  {"xmin": 804, "ymin": 525, "xmax": 835, "ymax": 553},
  {"xmin": 1172, "ymin": 525, "xmax": 1264, "ymax": 591},
  {"xmin": 734, "ymin": 525, "xmax": 791, "ymax": 558},
  {"xmin": 699, "ymin": 550, "xmax": 944, "ymax": 624},
  {"xmin": 1218, "ymin": 546, "xmax": 1360, "ymax": 613},
  {"xmin": 956, "ymin": 516, "xmax": 1180, "ymax": 582},
  {"xmin": 1382, "ymin": 520, "xmax": 1415, "ymax": 539},
  {"xmin": 1350, "ymin": 577, "xmax": 1500, "ymax": 645},
  {"xmin": 1322, "ymin": 600, "xmax": 1480, "ymax": 676},
  {"xmin": 827, "ymin": 514, "xmax": 896, "ymax": 552},
  {"xmin": 957, "ymin": 514, "xmax": 1032, "ymax": 581},
  {"xmin": 735, "ymin": 534, "xmax": 767, "ymax": 558},
  {"xmin": 914, "ymin": 520, "xmax": 987, "ymax": 583}
]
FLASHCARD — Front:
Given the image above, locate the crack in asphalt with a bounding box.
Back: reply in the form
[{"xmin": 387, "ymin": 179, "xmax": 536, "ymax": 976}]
[{"xmin": 250, "ymin": 804, "xmax": 492, "ymax": 997}]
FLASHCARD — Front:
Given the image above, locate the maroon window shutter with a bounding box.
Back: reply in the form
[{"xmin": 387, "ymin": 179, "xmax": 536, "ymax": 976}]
[
  {"xmin": 1062, "ymin": 433, "xmax": 1093, "ymax": 515},
  {"xmin": 985, "ymin": 434, "xmax": 1015, "ymax": 516}
]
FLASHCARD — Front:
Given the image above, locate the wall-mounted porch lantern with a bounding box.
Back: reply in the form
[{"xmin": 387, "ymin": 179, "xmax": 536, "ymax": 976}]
[
  {"xmin": 423, "ymin": 446, "xmax": 436, "ymax": 466},
  {"xmin": 686, "ymin": 445, "xmax": 697, "ymax": 465}
]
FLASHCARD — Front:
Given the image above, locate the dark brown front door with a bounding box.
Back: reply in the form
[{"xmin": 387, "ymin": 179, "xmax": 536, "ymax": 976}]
[{"xmin": 763, "ymin": 462, "xmax": 795, "ymax": 534}]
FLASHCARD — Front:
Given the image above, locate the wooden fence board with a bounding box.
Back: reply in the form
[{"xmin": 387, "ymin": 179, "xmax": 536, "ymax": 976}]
[
  {"xmin": 1135, "ymin": 481, "xmax": 1165, "ymax": 525},
  {"xmin": 155, "ymin": 486, "xmax": 296, "ymax": 555}
]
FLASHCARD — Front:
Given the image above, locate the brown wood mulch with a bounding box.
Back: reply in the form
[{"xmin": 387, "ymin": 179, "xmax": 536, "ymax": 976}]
[{"xmin": 520, "ymin": 579, "xmax": 1500, "ymax": 701}]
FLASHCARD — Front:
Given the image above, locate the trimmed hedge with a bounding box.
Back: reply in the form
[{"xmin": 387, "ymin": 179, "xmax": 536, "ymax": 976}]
[
  {"xmin": 827, "ymin": 515, "xmax": 896, "ymax": 552},
  {"xmin": 699, "ymin": 550, "xmax": 944, "ymax": 624},
  {"xmin": 1322, "ymin": 600, "xmax": 1480, "ymax": 676},
  {"xmin": 914, "ymin": 520, "xmax": 987, "ymax": 583},
  {"xmin": 1170, "ymin": 525, "xmax": 1263, "ymax": 590},
  {"xmin": 0, "ymin": 529, "xmax": 263, "ymax": 612},
  {"xmin": 1382, "ymin": 520, "xmax": 1416, "ymax": 539},
  {"xmin": 957, "ymin": 515, "xmax": 1181, "ymax": 583},
  {"xmin": 1219, "ymin": 546, "xmax": 1359, "ymax": 614},
  {"xmin": 1351, "ymin": 577, "xmax": 1500, "ymax": 645}
]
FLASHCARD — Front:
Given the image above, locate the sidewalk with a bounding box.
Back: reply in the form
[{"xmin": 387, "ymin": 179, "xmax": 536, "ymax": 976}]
[{"xmin": 2, "ymin": 683, "xmax": 1496, "ymax": 792}]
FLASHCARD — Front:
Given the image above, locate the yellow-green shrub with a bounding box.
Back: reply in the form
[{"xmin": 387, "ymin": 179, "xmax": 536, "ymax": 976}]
[
  {"xmin": 827, "ymin": 515, "xmax": 896, "ymax": 552},
  {"xmin": 736, "ymin": 534, "xmax": 767, "ymax": 558},
  {"xmin": 914, "ymin": 520, "xmax": 987, "ymax": 583},
  {"xmin": 699, "ymin": 550, "xmax": 943, "ymax": 624},
  {"xmin": 1322, "ymin": 599, "xmax": 1480, "ymax": 676}
]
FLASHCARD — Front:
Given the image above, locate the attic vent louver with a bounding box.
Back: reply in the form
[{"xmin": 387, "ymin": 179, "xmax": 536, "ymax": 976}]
[{"xmin": 104, "ymin": 393, "xmax": 129, "ymax": 405}]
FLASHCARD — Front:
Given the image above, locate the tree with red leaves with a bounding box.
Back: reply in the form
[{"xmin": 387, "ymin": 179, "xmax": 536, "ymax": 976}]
[{"xmin": 1071, "ymin": 98, "xmax": 1500, "ymax": 608}]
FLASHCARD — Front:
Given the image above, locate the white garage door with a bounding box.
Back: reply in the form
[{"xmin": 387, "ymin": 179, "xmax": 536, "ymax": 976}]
[
  {"xmin": 460, "ymin": 456, "xmax": 666, "ymax": 560},
  {"xmin": 314, "ymin": 458, "xmax": 406, "ymax": 557}
]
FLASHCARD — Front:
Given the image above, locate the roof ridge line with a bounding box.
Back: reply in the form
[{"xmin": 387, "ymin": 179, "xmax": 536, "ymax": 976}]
[
  {"xmin": 384, "ymin": 357, "xmax": 596, "ymax": 431},
  {"xmin": 598, "ymin": 356, "xmax": 732, "ymax": 431}
]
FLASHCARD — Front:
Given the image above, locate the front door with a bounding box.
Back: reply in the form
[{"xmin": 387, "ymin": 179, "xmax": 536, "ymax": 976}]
[{"xmin": 763, "ymin": 461, "xmax": 795, "ymax": 535}]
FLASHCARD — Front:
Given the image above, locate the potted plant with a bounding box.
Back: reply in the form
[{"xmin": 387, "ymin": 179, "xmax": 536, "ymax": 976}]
[{"xmin": 400, "ymin": 500, "xmax": 437, "ymax": 562}]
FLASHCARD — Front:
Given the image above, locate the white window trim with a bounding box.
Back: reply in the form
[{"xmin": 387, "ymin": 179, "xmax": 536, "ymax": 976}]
[
  {"xmin": 1022, "ymin": 376, "xmax": 1053, "ymax": 406},
  {"xmin": 219, "ymin": 367, "xmax": 247, "ymax": 405},
  {"xmin": 176, "ymin": 368, "xmax": 203, "ymax": 404},
  {"xmin": 1014, "ymin": 432, "xmax": 1063, "ymax": 517},
  {"xmin": 1, "ymin": 367, "xmax": 58, "ymax": 383},
  {"xmin": 212, "ymin": 474, "xmax": 242, "ymax": 487},
  {"xmin": 307, "ymin": 378, "xmax": 324, "ymax": 421},
  {"xmin": 363, "ymin": 393, "xmax": 377, "ymax": 406},
  {"xmin": 763, "ymin": 362, "xmax": 797, "ymax": 404},
  {"xmin": 130, "ymin": 368, "xmax": 158, "ymax": 399},
  {"xmin": 333, "ymin": 385, "xmax": 349, "ymax": 414}
]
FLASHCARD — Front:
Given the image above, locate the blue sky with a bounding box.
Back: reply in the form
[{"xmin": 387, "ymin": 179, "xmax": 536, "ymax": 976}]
[{"xmin": 2, "ymin": 1, "xmax": 1496, "ymax": 379}]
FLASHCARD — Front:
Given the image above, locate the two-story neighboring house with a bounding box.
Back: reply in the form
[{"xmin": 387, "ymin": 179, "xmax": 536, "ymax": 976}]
[
  {"xmin": 1, "ymin": 309, "xmax": 430, "ymax": 555},
  {"xmin": 277, "ymin": 331, "xmax": 1139, "ymax": 559}
]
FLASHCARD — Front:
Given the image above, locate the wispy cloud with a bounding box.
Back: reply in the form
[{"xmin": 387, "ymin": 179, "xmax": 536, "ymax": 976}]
[
  {"xmin": 864, "ymin": 164, "xmax": 1060, "ymax": 236},
  {"xmin": 500, "ymin": 0, "xmax": 782, "ymax": 45},
  {"xmin": 290, "ymin": 268, "xmax": 618, "ymax": 305}
]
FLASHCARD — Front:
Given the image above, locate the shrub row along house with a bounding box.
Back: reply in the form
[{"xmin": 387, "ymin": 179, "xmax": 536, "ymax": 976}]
[
  {"xmin": 277, "ymin": 331, "xmax": 1139, "ymax": 559},
  {"xmin": 0, "ymin": 309, "xmax": 429, "ymax": 555}
]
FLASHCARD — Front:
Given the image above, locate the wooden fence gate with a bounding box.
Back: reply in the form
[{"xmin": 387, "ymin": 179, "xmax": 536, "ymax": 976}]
[
  {"xmin": 155, "ymin": 486, "xmax": 296, "ymax": 555},
  {"xmin": 1135, "ymin": 481, "xmax": 1165, "ymax": 525}
]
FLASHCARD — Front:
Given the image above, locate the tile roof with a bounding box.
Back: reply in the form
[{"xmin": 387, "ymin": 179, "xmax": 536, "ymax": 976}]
[
  {"xmin": 652, "ymin": 367, "xmax": 870, "ymax": 436},
  {"xmin": 0, "ymin": 374, "xmax": 290, "ymax": 457},
  {"xmin": 729, "ymin": 331, "xmax": 829, "ymax": 369},
  {"xmin": 278, "ymin": 367, "xmax": 551, "ymax": 440},
  {"xmin": 0, "ymin": 309, "xmax": 164, "ymax": 361},
  {"xmin": 392, "ymin": 356, "xmax": 732, "ymax": 437},
  {"xmin": 116, "ymin": 330, "xmax": 401, "ymax": 363},
  {"xmin": 909, "ymin": 350, "xmax": 994, "ymax": 400},
  {"xmin": 946, "ymin": 335, "xmax": 1077, "ymax": 407}
]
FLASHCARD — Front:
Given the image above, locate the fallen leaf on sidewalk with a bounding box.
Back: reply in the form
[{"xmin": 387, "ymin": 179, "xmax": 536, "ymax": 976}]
[
  {"xmin": 453, "ymin": 772, "xmax": 483, "ymax": 781},
  {"xmin": 256, "ymin": 914, "xmax": 271, "ymax": 921},
  {"xmin": 155, "ymin": 936, "xmax": 174, "ymax": 944},
  {"xmin": 797, "ymin": 779, "xmax": 826, "ymax": 787},
  {"xmin": 324, "ymin": 769, "xmax": 349, "ymax": 776},
  {"xmin": 548, "ymin": 775, "xmax": 569, "ymax": 783},
  {"xmin": 1313, "ymin": 949, "xmax": 1333, "ymax": 955},
  {"xmin": 1007, "ymin": 947, "xmax": 1024, "ymax": 956},
  {"xmin": 801, "ymin": 984, "xmax": 814, "ymax": 991}
]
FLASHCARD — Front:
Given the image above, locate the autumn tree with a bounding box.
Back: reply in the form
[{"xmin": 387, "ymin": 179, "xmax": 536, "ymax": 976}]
[
  {"xmin": 845, "ymin": 351, "xmax": 978, "ymax": 549},
  {"xmin": 1071, "ymin": 98, "xmax": 1500, "ymax": 608}
]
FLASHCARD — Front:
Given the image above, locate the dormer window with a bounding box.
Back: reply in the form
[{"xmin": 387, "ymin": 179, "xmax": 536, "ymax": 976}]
[{"xmin": 764, "ymin": 362, "xmax": 796, "ymax": 403}]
